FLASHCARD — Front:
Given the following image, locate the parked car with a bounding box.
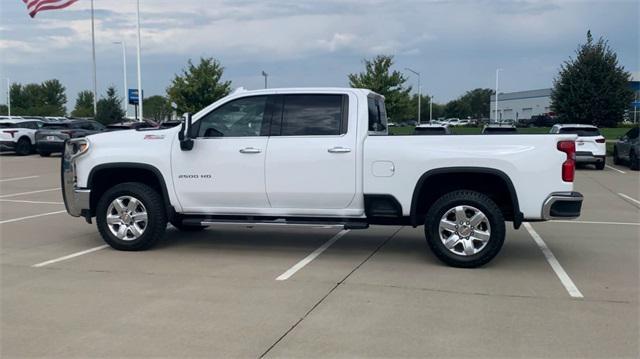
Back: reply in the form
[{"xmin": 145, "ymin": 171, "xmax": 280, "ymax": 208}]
[
  {"xmin": 613, "ymin": 127, "xmax": 639, "ymax": 170},
  {"xmin": 413, "ymin": 124, "xmax": 451, "ymax": 135},
  {"xmin": 529, "ymin": 114, "xmax": 557, "ymax": 127},
  {"xmin": 106, "ymin": 120, "xmax": 157, "ymax": 131},
  {"xmin": 35, "ymin": 120, "xmax": 106, "ymax": 156},
  {"xmin": 445, "ymin": 118, "xmax": 460, "ymax": 126},
  {"xmin": 482, "ymin": 125, "xmax": 518, "ymax": 134},
  {"xmin": 0, "ymin": 118, "xmax": 43, "ymax": 155},
  {"xmin": 62, "ymin": 87, "xmax": 583, "ymax": 268},
  {"xmin": 550, "ymin": 124, "xmax": 606, "ymax": 170}
]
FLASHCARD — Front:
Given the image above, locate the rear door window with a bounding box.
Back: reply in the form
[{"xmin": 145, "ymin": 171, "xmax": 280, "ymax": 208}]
[
  {"xmin": 368, "ymin": 96, "xmax": 388, "ymax": 135},
  {"xmin": 277, "ymin": 94, "xmax": 346, "ymax": 136}
]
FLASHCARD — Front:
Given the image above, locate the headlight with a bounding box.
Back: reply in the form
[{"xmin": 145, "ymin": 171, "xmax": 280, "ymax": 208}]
[{"xmin": 67, "ymin": 138, "xmax": 90, "ymax": 159}]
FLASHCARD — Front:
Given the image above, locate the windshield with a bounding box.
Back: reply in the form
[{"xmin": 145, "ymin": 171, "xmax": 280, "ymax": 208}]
[{"xmin": 559, "ymin": 127, "xmax": 601, "ymax": 137}]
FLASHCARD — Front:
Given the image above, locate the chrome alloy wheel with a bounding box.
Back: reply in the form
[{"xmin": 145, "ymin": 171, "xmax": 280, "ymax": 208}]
[
  {"xmin": 106, "ymin": 196, "xmax": 148, "ymax": 241},
  {"xmin": 438, "ymin": 205, "xmax": 491, "ymax": 256}
]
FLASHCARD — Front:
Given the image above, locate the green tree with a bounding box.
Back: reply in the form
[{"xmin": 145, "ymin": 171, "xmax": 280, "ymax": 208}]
[
  {"xmin": 551, "ymin": 31, "xmax": 633, "ymax": 127},
  {"xmin": 444, "ymin": 99, "xmax": 470, "ymax": 119},
  {"xmin": 143, "ymin": 95, "xmax": 172, "ymax": 122},
  {"xmin": 0, "ymin": 105, "xmax": 7, "ymax": 115},
  {"xmin": 71, "ymin": 90, "xmax": 95, "ymax": 117},
  {"xmin": 95, "ymin": 86, "xmax": 125, "ymax": 124},
  {"xmin": 167, "ymin": 57, "xmax": 232, "ymax": 113},
  {"xmin": 348, "ymin": 55, "xmax": 412, "ymax": 122},
  {"xmin": 7, "ymin": 80, "xmax": 67, "ymax": 116},
  {"xmin": 459, "ymin": 88, "xmax": 494, "ymax": 118}
]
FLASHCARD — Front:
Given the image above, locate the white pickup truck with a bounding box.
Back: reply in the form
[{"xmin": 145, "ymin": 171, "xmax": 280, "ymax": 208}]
[{"xmin": 62, "ymin": 87, "xmax": 583, "ymax": 267}]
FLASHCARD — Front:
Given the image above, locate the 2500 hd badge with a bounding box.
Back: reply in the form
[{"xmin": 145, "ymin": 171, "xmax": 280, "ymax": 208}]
[{"xmin": 178, "ymin": 174, "xmax": 212, "ymax": 179}]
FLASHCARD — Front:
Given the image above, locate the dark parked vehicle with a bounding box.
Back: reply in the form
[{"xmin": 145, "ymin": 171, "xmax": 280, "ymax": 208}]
[
  {"xmin": 613, "ymin": 127, "xmax": 640, "ymax": 170},
  {"xmin": 528, "ymin": 114, "xmax": 557, "ymax": 127},
  {"xmin": 35, "ymin": 120, "xmax": 106, "ymax": 156},
  {"xmin": 482, "ymin": 125, "xmax": 518, "ymax": 134}
]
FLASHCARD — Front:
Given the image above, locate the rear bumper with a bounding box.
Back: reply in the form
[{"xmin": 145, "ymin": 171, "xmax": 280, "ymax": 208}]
[
  {"xmin": 0, "ymin": 141, "xmax": 16, "ymax": 151},
  {"xmin": 542, "ymin": 191, "xmax": 583, "ymax": 220},
  {"xmin": 37, "ymin": 141, "xmax": 65, "ymax": 153},
  {"xmin": 575, "ymin": 151, "xmax": 605, "ymax": 163},
  {"xmin": 61, "ymin": 141, "xmax": 91, "ymax": 218}
]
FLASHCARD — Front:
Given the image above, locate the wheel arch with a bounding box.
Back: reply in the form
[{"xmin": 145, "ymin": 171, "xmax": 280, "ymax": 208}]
[
  {"xmin": 409, "ymin": 167, "xmax": 522, "ymax": 229},
  {"xmin": 87, "ymin": 163, "xmax": 175, "ymax": 220}
]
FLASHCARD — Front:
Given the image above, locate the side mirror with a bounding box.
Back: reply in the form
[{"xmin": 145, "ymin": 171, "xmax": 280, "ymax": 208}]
[{"xmin": 179, "ymin": 113, "xmax": 194, "ymax": 151}]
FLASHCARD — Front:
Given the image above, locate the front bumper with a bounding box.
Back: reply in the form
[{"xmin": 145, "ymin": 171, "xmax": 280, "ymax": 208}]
[
  {"xmin": 542, "ymin": 192, "xmax": 583, "ymax": 220},
  {"xmin": 37, "ymin": 141, "xmax": 65, "ymax": 153},
  {"xmin": 575, "ymin": 151, "xmax": 605, "ymax": 163},
  {"xmin": 61, "ymin": 141, "xmax": 91, "ymax": 218},
  {"xmin": 0, "ymin": 141, "xmax": 16, "ymax": 151}
]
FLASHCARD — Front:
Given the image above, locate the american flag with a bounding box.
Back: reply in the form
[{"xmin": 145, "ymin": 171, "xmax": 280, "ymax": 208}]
[{"xmin": 22, "ymin": 0, "xmax": 78, "ymax": 18}]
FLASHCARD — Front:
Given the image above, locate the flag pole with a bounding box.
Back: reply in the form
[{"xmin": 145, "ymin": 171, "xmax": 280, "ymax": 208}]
[
  {"xmin": 135, "ymin": 0, "xmax": 143, "ymax": 121},
  {"xmin": 90, "ymin": 0, "xmax": 97, "ymax": 116}
]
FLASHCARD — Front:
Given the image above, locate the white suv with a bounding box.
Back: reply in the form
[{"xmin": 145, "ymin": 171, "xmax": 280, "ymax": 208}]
[
  {"xmin": 0, "ymin": 118, "xmax": 43, "ymax": 155},
  {"xmin": 550, "ymin": 124, "xmax": 606, "ymax": 170}
]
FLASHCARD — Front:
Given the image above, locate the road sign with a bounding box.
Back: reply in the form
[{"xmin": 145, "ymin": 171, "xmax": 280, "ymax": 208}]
[{"xmin": 128, "ymin": 89, "xmax": 143, "ymax": 105}]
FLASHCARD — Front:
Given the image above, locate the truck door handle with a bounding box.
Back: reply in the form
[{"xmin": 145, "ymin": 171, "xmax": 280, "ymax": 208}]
[
  {"xmin": 239, "ymin": 147, "xmax": 261, "ymax": 154},
  {"xmin": 328, "ymin": 147, "xmax": 351, "ymax": 153}
]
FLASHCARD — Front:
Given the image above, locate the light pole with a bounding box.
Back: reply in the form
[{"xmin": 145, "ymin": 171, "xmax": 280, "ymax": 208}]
[
  {"xmin": 113, "ymin": 41, "xmax": 128, "ymax": 117},
  {"xmin": 494, "ymin": 68, "xmax": 503, "ymax": 123},
  {"xmin": 90, "ymin": 0, "xmax": 97, "ymax": 116},
  {"xmin": 4, "ymin": 78, "xmax": 10, "ymax": 119},
  {"xmin": 405, "ymin": 67, "xmax": 421, "ymax": 124},
  {"xmin": 429, "ymin": 96, "xmax": 433, "ymax": 123},
  {"xmin": 261, "ymin": 71, "xmax": 268, "ymax": 89},
  {"xmin": 135, "ymin": 0, "xmax": 143, "ymax": 121}
]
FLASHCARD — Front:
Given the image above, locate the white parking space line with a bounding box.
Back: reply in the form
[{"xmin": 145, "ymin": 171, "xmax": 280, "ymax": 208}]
[
  {"xmin": 0, "ymin": 175, "xmax": 40, "ymax": 182},
  {"xmin": 0, "ymin": 199, "xmax": 64, "ymax": 205},
  {"xmin": 551, "ymin": 220, "xmax": 640, "ymax": 226},
  {"xmin": 524, "ymin": 223, "xmax": 583, "ymax": 298},
  {"xmin": 605, "ymin": 165, "xmax": 626, "ymax": 174},
  {"xmin": 0, "ymin": 210, "xmax": 67, "ymax": 224},
  {"xmin": 0, "ymin": 188, "xmax": 60, "ymax": 198},
  {"xmin": 276, "ymin": 229, "xmax": 350, "ymax": 281},
  {"xmin": 617, "ymin": 193, "xmax": 640, "ymax": 208},
  {"xmin": 32, "ymin": 245, "xmax": 109, "ymax": 268}
]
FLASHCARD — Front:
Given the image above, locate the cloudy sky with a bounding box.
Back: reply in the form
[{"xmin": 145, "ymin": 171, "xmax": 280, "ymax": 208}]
[{"xmin": 0, "ymin": 0, "xmax": 638, "ymax": 111}]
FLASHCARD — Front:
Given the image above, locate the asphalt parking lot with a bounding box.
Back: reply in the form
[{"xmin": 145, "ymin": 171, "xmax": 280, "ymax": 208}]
[{"xmin": 1, "ymin": 154, "xmax": 638, "ymax": 358}]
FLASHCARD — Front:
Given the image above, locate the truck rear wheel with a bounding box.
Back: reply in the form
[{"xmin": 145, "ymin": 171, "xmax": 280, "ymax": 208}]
[
  {"xmin": 424, "ymin": 190, "xmax": 505, "ymax": 268},
  {"xmin": 96, "ymin": 182, "xmax": 167, "ymax": 251}
]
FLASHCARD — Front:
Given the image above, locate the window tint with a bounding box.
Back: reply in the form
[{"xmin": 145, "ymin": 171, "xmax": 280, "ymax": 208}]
[
  {"xmin": 43, "ymin": 123, "xmax": 71, "ymax": 129},
  {"xmin": 626, "ymin": 128, "xmax": 639, "ymax": 139},
  {"xmin": 280, "ymin": 95, "xmax": 344, "ymax": 136},
  {"xmin": 197, "ymin": 96, "xmax": 268, "ymax": 137},
  {"xmin": 368, "ymin": 96, "xmax": 387, "ymax": 134},
  {"xmin": 0, "ymin": 123, "xmax": 16, "ymax": 128},
  {"xmin": 90, "ymin": 121, "xmax": 105, "ymax": 131},
  {"xmin": 559, "ymin": 127, "xmax": 600, "ymax": 137}
]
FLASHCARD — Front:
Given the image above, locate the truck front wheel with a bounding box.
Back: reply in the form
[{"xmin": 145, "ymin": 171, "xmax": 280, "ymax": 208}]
[
  {"xmin": 96, "ymin": 182, "xmax": 167, "ymax": 251},
  {"xmin": 424, "ymin": 190, "xmax": 505, "ymax": 268}
]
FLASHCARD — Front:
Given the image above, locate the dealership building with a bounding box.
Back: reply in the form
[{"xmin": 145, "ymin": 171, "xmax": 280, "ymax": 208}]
[{"xmin": 489, "ymin": 88, "xmax": 552, "ymax": 123}]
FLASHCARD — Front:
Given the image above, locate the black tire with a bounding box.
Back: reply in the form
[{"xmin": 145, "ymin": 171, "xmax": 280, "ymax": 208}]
[
  {"xmin": 96, "ymin": 182, "xmax": 167, "ymax": 251},
  {"xmin": 595, "ymin": 159, "xmax": 605, "ymax": 170},
  {"xmin": 613, "ymin": 148, "xmax": 622, "ymax": 165},
  {"xmin": 38, "ymin": 151, "xmax": 51, "ymax": 157},
  {"xmin": 170, "ymin": 218, "xmax": 208, "ymax": 231},
  {"xmin": 630, "ymin": 151, "xmax": 639, "ymax": 171},
  {"xmin": 15, "ymin": 137, "xmax": 32, "ymax": 156},
  {"xmin": 424, "ymin": 190, "xmax": 505, "ymax": 268}
]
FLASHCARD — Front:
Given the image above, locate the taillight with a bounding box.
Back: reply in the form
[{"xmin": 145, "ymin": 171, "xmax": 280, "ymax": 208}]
[
  {"xmin": 595, "ymin": 138, "xmax": 605, "ymax": 143},
  {"xmin": 557, "ymin": 140, "xmax": 575, "ymax": 182},
  {"xmin": 3, "ymin": 130, "xmax": 17, "ymax": 138}
]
